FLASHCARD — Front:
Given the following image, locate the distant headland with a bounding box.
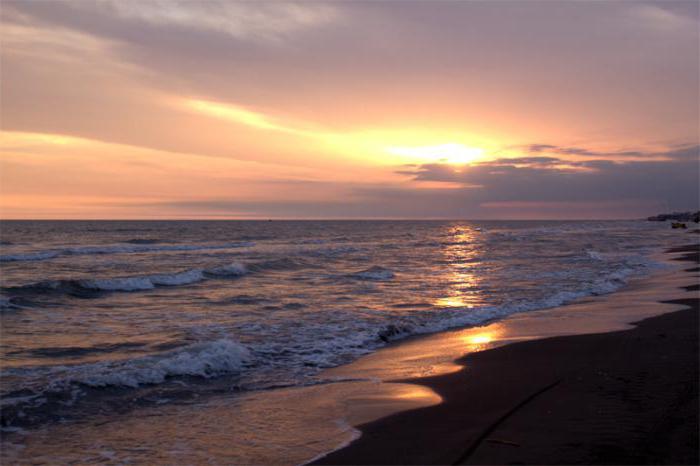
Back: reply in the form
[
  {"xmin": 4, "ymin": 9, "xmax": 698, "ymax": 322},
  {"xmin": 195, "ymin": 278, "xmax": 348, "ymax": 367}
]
[{"xmin": 647, "ymin": 211, "xmax": 700, "ymax": 222}]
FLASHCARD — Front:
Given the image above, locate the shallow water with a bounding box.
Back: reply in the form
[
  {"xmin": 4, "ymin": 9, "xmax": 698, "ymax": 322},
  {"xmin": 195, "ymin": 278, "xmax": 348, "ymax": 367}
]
[{"xmin": 0, "ymin": 220, "xmax": 693, "ymax": 462}]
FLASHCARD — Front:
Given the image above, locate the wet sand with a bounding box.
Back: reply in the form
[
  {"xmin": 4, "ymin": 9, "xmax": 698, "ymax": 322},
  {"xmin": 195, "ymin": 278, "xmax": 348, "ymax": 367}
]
[{"xmin": 315, "ymin": 244, "xmax": 699, "ymax": 465}]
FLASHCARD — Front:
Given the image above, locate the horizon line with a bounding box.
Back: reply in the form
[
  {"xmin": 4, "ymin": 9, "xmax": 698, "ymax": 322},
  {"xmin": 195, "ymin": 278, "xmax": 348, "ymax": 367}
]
[{"xmin": 0, "ymin": 217, "xmax": 652, "ymax": 222}]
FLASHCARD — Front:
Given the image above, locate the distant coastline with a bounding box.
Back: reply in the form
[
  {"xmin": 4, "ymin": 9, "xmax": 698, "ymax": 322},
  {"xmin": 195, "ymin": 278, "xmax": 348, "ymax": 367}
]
[{"xmin": 647, "ymin": 211, "xmax": 700, "ymax": 222}]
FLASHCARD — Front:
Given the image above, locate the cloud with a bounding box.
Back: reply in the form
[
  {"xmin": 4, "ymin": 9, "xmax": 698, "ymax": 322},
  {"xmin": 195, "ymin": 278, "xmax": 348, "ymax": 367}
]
[
  {"xmin": 397, "ymin": 145, "xmax": 699, "ymax": 214},
  {"xmin": 184, "ymin": 99, "xmax": 306, "ymax": 135},
  {"xmin": 630, "ymin": 3, "xmax": 699, "ymax": 33},
  {"xmin": 524, "ymin": 144, "xmax": 599, "ymax": 156},
  {"xmin": 520, "ymin": 143, "xmax": 699, "ymax": 161},
  {"xmin": 138, "ymin": 144, "xmax": 698, "ymax": 220},
  {"xmin": 3, "ymin": 0, "xmax": 698, "ymax": 145},
  {"xmin": 486, "ymin": 156, "xmax": 576, "ymax": 167},
  {"xmin": 4, "ymin": 1, "xmax": 338, "ymax": 42},
  {"xmin": 104, "ymin": 0, "xmax": 337, "ymax": 40}
]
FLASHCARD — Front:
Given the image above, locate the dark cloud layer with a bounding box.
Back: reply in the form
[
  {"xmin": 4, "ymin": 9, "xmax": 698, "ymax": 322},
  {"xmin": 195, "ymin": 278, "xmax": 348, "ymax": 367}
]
[{"xmin": 400, "ymin": 145, "xmax": 699, "ymax": 214}]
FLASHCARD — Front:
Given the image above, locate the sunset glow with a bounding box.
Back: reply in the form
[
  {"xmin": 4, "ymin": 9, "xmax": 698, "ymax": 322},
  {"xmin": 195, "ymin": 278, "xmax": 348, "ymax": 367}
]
[
  {"xmin": 386, "ymin": 144, "xmax": 485, "ymax": 165},
  {"xmin": 0, "ymin": 1, "xmax": 697, "ymax": 219}
]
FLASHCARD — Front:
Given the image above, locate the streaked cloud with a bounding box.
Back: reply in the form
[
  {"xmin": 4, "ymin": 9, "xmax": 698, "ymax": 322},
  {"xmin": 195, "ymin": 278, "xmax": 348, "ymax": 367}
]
[
  {"xmin": 184, "ymin": 99, "xmax": 306, "ymax": 135},
  {"xmin": 104, "ymin": 0, "xmax": 337, "ymax": 41}
]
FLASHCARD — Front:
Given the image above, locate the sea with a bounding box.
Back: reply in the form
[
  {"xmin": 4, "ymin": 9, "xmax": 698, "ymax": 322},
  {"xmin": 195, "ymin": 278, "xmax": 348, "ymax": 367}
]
[{"xmin": 0, "ymin": 220, "xmax": 690, "ymax": 464}]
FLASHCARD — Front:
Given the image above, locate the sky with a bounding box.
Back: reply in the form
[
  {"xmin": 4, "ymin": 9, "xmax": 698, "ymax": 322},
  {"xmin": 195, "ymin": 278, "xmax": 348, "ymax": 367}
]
[{"xmin": 0, "ymin": 0, "xmax": 698, "ymax": 219}]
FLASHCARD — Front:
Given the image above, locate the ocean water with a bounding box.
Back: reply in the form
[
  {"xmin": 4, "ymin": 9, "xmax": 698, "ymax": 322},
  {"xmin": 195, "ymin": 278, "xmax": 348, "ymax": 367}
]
[{"xmin": 0, "ymin": 220, "xmax": 689, "ymax": 457}]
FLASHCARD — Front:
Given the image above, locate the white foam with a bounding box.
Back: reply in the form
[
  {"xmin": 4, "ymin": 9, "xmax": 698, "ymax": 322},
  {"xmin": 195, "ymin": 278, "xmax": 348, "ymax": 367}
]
[
  {"xmin": 352, "ymin": 266, "xmax": 395, "ymax": 281},
  {"xmin": 363, "ymin": 258, "xmax": 666, "ymax": 349},
  {"xmin": 206, "ymin": 262, "xmax": 248, "ymax": 276},
  {"xmin": 586, "ymin": 249, "xmax": 604, "ymax": 260},
  {"xmin": 150, "ymin": 269, "xmax": 205, "ymax": 286},
  {"xmin": 12, "ymin": 262, "xmax": 252, "ymax": 296},
  {"xmin": 79, "ymin": 269, "xmax": 206, "ymax": 291}
]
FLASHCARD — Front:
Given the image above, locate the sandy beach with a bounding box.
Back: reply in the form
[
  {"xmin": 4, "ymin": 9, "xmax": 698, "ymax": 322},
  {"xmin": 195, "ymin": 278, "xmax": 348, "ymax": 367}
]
[{"xmin": 316, "ymin": 244, "xmax": 699, "ymax": 465}]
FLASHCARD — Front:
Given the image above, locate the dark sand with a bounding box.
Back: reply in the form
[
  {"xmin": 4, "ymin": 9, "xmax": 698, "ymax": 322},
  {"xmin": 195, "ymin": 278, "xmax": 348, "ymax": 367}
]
[{"xmin": 315, "ymin": 244, "xmax": 699, "ymax": 465}]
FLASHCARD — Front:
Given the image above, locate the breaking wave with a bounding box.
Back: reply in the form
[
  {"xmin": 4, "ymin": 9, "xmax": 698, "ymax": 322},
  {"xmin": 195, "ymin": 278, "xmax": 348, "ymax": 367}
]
[
  {"xmin": 80, "ymin": 269, "xmax": 206, "ymax": 291},
  {"xmin": 1, "ymin": 338, "xmax": 252, "ymax": 426},
  {"xmin": 4, "ymin": 262, "xmax": 249, "ymax": 295},
  {"xmin": 60, "ymin": 338, "xmax": 252, "ymax": 388}
]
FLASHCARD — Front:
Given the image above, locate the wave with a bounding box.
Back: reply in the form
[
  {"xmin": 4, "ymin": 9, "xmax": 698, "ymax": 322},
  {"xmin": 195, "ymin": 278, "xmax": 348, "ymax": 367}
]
[
  {"xmin": 1, "ymin": 337, "xmax": 252, "ymax": 424},
  {"xmin": 206, "ymin": 263, "xmax": 248, "ymax": 277},
  {"xmin": 0, "ymin": 296, "xmax": 24, "ymax": 311},
  {"xmin": 217, "ymin": 294, "xmax": 269, "ymax": 305},
  {"xmin": 60, "ymin": 338, "xmax": 252, "ymax": 388},
  {"xmin": 351, "ymin": 266, "xmax": 395, "ymax": 281},
  {"xmin": 0, "ymin": 259, "xmax": 663, "ymax": 430},
  {"xmin": 247, "ymin": 257, "xmax": 310, "ymax": 272},
  {"xmin": 5, "ymin": 262, "xmax": 249, "ymax": 295},
  {"xmin": 0, "ymin": 251, "xmax": 61, "ymax": 262},
  {"xmin": 374, "ymin": 263, "xmax": 663, "ymax": 344},
  {"xmin": 244, "ymin": 266, "xmax": 638, "ymax": 374},
  {"xmin": 0, "ymin": 242, "xmax": 255, "ymax": 263},
  {"xmin": 80, "ymin": 269, "xmax": 206, "ymax": 291}
]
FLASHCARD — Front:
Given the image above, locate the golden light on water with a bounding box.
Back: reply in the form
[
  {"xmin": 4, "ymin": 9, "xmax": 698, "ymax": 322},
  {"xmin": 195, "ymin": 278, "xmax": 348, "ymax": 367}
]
[
  {"xmin": 467, "ymin": 333, "xmax": 493, "ymax": 345},
  {"xmin": 432, "ymin": 225, "xmax": 486, "ymax": 310},
  {"xmin": 435, "ymin": 296, "xmax": 468, "ymax": 308},
  {"xmin": 391, "ymin": 385, "xmax": 441, "ymax": 400}
]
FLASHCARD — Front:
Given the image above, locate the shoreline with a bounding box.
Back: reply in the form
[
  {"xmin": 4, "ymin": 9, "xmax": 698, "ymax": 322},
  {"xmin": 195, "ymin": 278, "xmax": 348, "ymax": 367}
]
[{"xmin": 314, "ymin": 244, "xmax": 699, "ymax": 465}]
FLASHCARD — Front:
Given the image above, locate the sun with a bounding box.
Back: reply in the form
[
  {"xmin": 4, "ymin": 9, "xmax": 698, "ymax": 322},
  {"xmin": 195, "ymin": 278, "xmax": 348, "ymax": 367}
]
[{"xmin": 385, "ymin": 143, "xmax": 485, "ymax": 165}]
